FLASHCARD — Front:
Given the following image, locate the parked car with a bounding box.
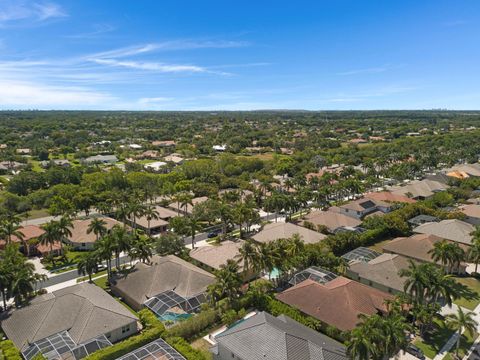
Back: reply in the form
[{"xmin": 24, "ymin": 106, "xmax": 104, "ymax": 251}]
[
  {"xmin": 207, "ymin": 229, "xmax": 222, "ymax": 238},
  {"xmin": 406, "ymin": 344, "xmax": 425, "ymax": 360}
]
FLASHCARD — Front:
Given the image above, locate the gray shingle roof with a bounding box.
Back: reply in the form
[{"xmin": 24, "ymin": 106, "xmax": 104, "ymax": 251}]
[
  {"xmin": 215, "ymin": 311, "xmax": 347, "ymax": 360},
  {"xmin": 111, "ymin": 255, "xmax": 215, "ymax": 309},
  {"xmin": 1, "ymin": 283, "xmax": 137, "ymax": 351},
  {"xmin": 413, "ymin": 219, "xmax": 474, "ymax": 245},
  {"xmin": 252, "ymin": 222, "xmax": 326, "ymax": 244}
]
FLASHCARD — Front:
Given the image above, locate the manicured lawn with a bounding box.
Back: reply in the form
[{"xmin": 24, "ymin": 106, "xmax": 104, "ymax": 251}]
[
  {"xmin": 29, "ymin": 159, "xmax": 45, "ymax": 172},
  {"xmin": 22, "ymin": 208, "xmax": 50, "ymax": 220},
  {"xmin": 414, "ymin": 319, "xmax": 455, "ymax": 359},
  {"xmin": 453, "ymin": 277, "xmax": 480, "ymax": 310},
  {"xmin": 76, "ymin": 269, "xmax": 108, "ymax": 283},
  {"xmin": 443, "ymin": 331, "xmax": 478, "ymax": 360},
  {"xmin": 93, "ymin": 276, "xmax": 109, "ymax": 290},
  {"xmin": 45, "ymin": 250, "xmax": 86, "ymax": 271},
  {"xmin": 190, "ymin": 339, "xmax": 213, "ymax": 359}
]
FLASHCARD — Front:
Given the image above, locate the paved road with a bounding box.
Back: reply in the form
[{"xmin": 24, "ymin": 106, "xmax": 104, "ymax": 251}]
[{"xmin": 37, "ymin": 254, "xmax": 132, "ymax": 289}]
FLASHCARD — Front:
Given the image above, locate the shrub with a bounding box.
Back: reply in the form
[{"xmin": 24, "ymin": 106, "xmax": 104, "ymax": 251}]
[
  {"xmin": 167, "ymin": 309, "xmax": 219, "ymax": 340},
  {"xmin": 164, "ymin": 337, "xmax": 210, "ymax": 360},
  {"xmin": 0, "ymin": 340, "xmax": 22, "ymax": 360}
]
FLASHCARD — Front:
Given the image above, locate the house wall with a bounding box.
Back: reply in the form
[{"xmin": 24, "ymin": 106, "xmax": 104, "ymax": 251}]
[
  {"xmin": 67, "ymin": 240, "xmax": 95, "ymax": 251},
  {"xmin": 213, "ymin": 343, "xmax": 242, "ymax": 360},
  {"xmin": 346, "ymin": 270, "xmax": 401, "ymax": 295},
  {"xmin": 103, "ymin": 319, "xmax": 138, "ymax": 343}
]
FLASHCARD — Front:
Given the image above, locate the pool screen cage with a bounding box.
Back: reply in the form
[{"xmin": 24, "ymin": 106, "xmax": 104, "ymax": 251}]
[
  {"xmin": 22, "ymin": 331, "xmax": 111, "ymax": 360},
  {"xmin": 116, "ymin": 338, "xmax": 186, "ymax": 360},
  {"xmin": 341, "ymin": 247, "xmax": 381, "ymax": 264},
  {"xmin": 144, "ymin": 290, "xmax": 207, "ymax": 317},
  {"xmin": 288, "ymin": 266, "xmax": 338, "ymax": 286}
]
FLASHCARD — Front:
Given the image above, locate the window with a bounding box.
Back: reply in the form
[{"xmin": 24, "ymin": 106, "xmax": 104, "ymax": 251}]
[
  {"xmin": 121, "ymin": 325, "xmax": 130, "ymax": 334},
  {"xmin": 81, "ymin": 243, "xmax": 86, "ymax": 247}
]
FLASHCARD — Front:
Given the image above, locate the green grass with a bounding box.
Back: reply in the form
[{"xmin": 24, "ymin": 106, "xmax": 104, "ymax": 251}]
[
  {"xmin": 93, "ymin": 276, "xmax": 109, "ymax": 290},
  {"xmin": 29, "ymin": 159, "xmax": 44, "ymax": 172},
  {"xmin": 443, "ymin": 331, "xmax": 478, "ymax": 360},
  {"xmin": 190, "ymin": 338, "xmax": 213, "ymax": 359},
  {"xmin": 22, "ymin": 208, "xmax": 50, "ymax": 220},
  {"xmin": 76, "ymin": 269, "xmax": 108, "ymax": 283},
  {"xmin": 45, "ymin": 250, "xmax": 86, "ymax": 271},
  {"xmin": 414, "ymin": 319, "xmax": 455, "ymax": 359},
  {"xmin": 454, "ymin": 277, "xmax": 480, "ymax": 310}
]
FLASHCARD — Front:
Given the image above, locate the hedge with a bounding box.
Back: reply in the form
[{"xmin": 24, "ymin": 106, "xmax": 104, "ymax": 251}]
[
  {"xmin": 0, "ymin": 340, "xmax": 22, "ymax": 360},
  {"xmin": 167, "ymin": 309, "xmax": 219, "ymax": 340},
  {"xmin": 164, "ymin": 337, "xmax": 211, "ymax": 360}
]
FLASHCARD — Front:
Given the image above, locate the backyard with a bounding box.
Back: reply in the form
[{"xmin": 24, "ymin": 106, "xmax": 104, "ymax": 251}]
[
  {"xmin": 453, "ymin": 277, "xmax": 480, "ymax": 310},
  {"xmin": 414, "ymin": 319, "xmax": 455, "ymax": 359}
]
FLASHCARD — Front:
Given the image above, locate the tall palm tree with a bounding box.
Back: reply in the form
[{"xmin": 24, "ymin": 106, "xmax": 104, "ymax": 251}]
[
  {"xmin": 428, "ymin": 240, "xmax": 451, "ymax": 272},
  {"xmin": 94, "ymin": 235, "xmax": 116, "ymax": 280},
  {"xmin": 236, "ymin": 240, "xmax": 258, "ymax": 284},
  {"xmin": 347, "ymin": 315, "xmax": 381, "ymax": 360},
  {"xmin": 469, "ymin": 239, "xmax": 480, "ymax": 274},
  {"xmin": 77, "ymin": 251, "xmax": 100, "ymax": 282},
  {"xmin": 56, "ymin": 216, "xmax": 73, "ymax": 253},
  {"xmin": 130, "ymin": 237, "xmax": 153, "ymax": 264},
  {"xmin": 87, "ymin": 218, "xmax": 108, "ymax": 242},
  {"xmin": 39, "ymin": 221, "xmax": 60, "ymax": 264},
  {"xmin": 110, "ymin": 225, "xmax": 133, "ymax": 268},
  {"xmin": 399, "ymin": 260, "xmax": 428, "ymax": 303},
  {"xmin": 143, "ymin": 205, "xmax": 160, "ymax": 236},
  {"xmin": 187, "ymin": 215, "xmax": 201, "ymax": 249},
  {"xmin": 446, "ymin": 307, "xmax": 479, "ymax": 357},
  {"xmin": 0, "ymin": 215, "xmax": 23, "ymax": 245},
  {"xmin": 126, "ymin": 200, "xmax": 147, "ymax": 231}
]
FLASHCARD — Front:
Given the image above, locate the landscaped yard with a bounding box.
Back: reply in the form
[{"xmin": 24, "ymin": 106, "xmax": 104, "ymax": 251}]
[
  {"xmin": 190, "ymin": 338, "xmax": 213, "ymax": 359},
  {"xmin": 453, "ymin": 277, "xmax": 480, "ymax": 310},
  {"xmin": 414, "ymin": 319, "xmax": 455, "ymax": 359},
  {"xmin": 93, "ymin": 276, "xmax": 109, "ymax": 290},
  {"xmin": 443, "ymin": 331, "xmax": 478, "ymax": 360}
]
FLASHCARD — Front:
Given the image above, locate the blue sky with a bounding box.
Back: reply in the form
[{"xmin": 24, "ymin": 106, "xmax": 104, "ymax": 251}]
[{"xmin": 0, "ymin": 0, "xmax": 479, "ymax": 110}]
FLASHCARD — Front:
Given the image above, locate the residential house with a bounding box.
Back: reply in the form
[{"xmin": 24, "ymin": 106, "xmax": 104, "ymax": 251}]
[
  {"xmin": 252, "ymin": 222, "xmax": 327, "ymax": 245},
  {"xmin": 337, "ymin": 198, "xmax": 391, "ymax": 220},
  {"xmin": 347, "ymin": 253, "xmax": 412, "ymax": 294},
  {"xmin": 383, "ymin": 233, "xmax": 467, "ymax": 273},
  {"xmin": 190, "ymin": 240, "xmax": 248, "ymax": 275},
  {"xmin": 459, "ymin": 204, "xmax": 480, "ymax": 226},
  {"xmin": 144, "ymin": 161, "xmax": 167, "ymax": 172},
  {"xmin": 65, "ymin": 217, "xmax": 123, "ymax": 250},
  {"xmin": 168, "ymin": 196, "xmax": 209, "ymax": 215},
  {"xmin": 152, "ymin": 140, "xmax": 176, "ymax": 147},
  {"xmin": 1, "ymin": 283, "xmax": 138, "ymax": 360},
  {"xmin": 276, "ymin": 276, "xmax": 393, "ymax": 331},
  {"xmin": 301, "ymin": 208, "xmax": 362, "ymax": 233},
  {"xmin": 364, "ymin": 191, "xmax": 416, "ymax": 204},
  {"xmin": 40, "ymin": 159, "xmax": 70, "ymax": 168},
  {"xmin": 413, "ymin": 219, "xmax": 474, "ymax": 246},
  {"xmin": 83, "ymin": 154, "xmax": 118, "ymax": 165},
  {"xmin": 16, "ymin": 148, "xmax": 31, "ymax": 155},
  {"xmin": 0, "ymin": 225, "xmax": 62, "ymax": 256},
  {"xmin": 445, "ymin": 163, "xmax": 480, "ymax": 178},
  {"xmin": 164, "ymin": 154, "xmax": 184, "ymax": 165},
  {"xmin": 110, "ymin": 255, "xmax": 215, "ymax": 319},
  {"xmin": 390, "ymin": 179, "xmax": 449, "ymax": 200},
  {"xmin": 408, "ymin": 214, "xmax": 439, "ymax": 227},
  {"xmin": 211, "ymin": 311, "xmax": 348, "ymax": 360}
]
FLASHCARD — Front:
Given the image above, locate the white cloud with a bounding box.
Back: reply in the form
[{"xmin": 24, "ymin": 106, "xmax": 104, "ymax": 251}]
[
  {"xmin": 0, "ymin": 1, "xmax": 67, "ymax": 26},
  {"xmin": 65, "ymin": 23, "xmax": 116, "ymax": 39},
  {"xmin": 90, "ymin": 58, "xmax": 207, "ymax": 73},
  {"xmin": 0, "ymin": 79, "xmax": 115, "ymax": 109},
  {"xmin": 138, "ymin": 97, "xmax": 174, "ymax": 104}
]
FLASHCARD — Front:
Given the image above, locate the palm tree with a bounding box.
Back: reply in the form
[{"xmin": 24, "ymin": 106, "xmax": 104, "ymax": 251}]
[
  {"xmin": 10, "ymin": 263, "xmax": 36, "ymax": 306},
  {"xmin": 87, "ymin": 218, "xmax": 108, "ymax": 242},
  {"xmin": 446, "ymin": 307, "xmax": 478, "ymax": 357},
  {"xmin": 39, "ymin": 221, "xmax": 60, "ymax": 264},
  {"xmin": 347, "ymin": 315, "xmax": 381, "ymax": 360},
  {"xmin": 187, "ymin": 215, "xmax": 201, "ymax": 249},
  {"xmin": 77, "ymin": 251, "xmax": 99, "ymax": 282},
  {"xmin": 126, "ymin": 200, "xmax": 147, "ymax": 231},
  {"xmin": 0, "ymin": 215, "xmax": 23, "ymax": 245},
  {"xmin": 94, "ymin": 235, "xmax": 116, "ymax": 280},
  {"xmin": 469, "ymin": 239, "xmax": 480, "ymax": 274},
  {"xmin": 207, "ymin": 259, "xmax": 242, "ymax": 309},
  {"xmin": 399, "ymin": 260, "xmax": 428, "ymax": 303},
  {"xmin": 143, "ymin": 205, "xmax": 159, "ymax": 236},
  {"xmin": 110, "ymin": 225, "xmax": 133, "ymax": 268},
  {"xmin": 236, "ymin": 240, "xmax": 258, "ymax": 284},
  {"xmin": 428, "ymin": 240, "xmax": 451, "ymax": 272},
  {"xmin": 56, "ymin": 216, "xmax": 73, "ymax": 253},
  {"xmin": 130, "ymin": 237, "xmax": 153, "ymax": 264}
]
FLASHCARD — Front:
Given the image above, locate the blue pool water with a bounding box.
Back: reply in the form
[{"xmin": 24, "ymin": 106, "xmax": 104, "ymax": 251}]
[
  {"xmin": 269, "ymin": 267, "xmax": 281, "ymax": 279},
  {"xmin": 159, "ymin": 312, "xmax": 192, "ymax": 322}
]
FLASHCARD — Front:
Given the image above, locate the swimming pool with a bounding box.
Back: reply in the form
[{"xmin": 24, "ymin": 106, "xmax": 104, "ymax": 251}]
[
  {"xmin": 158, "ymin": 312, "xmax": 192, "ymax": 323},
  {"xmin": 269, "ymin": 267, "xmax": 281, "ymax": 279}
]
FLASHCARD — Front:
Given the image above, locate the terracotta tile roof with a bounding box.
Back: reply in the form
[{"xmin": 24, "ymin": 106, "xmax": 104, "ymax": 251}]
[
  {"xmin": 276, "ymin": 277, "xmax": 393, "ymax": 331},
  {"xmin": 364, "ymin": 192, "xmax": 416, "ymax": 204},
  {"xmin": 12, "ymin": 225, "xmax": 45, "ymax": 242},
  {"xmin": 190, "ymin": 240, "xmax": 243, "ymax": 270},
  {"xmin": 459, "ymin": 204, "xmax": 480, "ymax": 218},
  {"xmin": 36, "ymin": 241, "xmax": 62, "ymax": 255},
  {"xmin": 301, "ymin": 210, "xmax": 361, "ymax": 232},
  {"xmin": 68, "ymin": 217, "xmax": 123, "ymax": 244}
]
